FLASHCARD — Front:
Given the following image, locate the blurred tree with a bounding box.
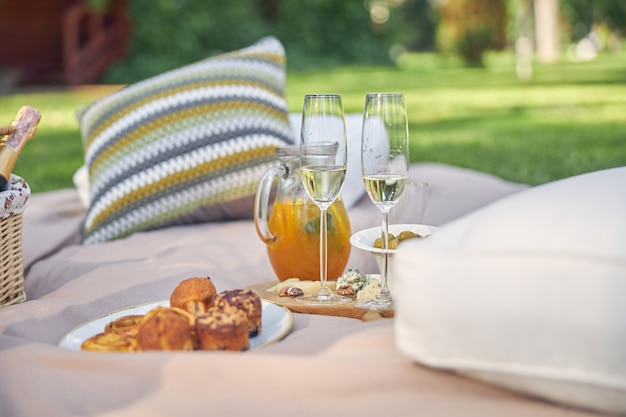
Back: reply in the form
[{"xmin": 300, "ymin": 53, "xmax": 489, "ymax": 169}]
[
  {"xmin": 84, "ymin": 0, "xmax": 110, "ymax": 11},
  {"xmin": 435, "ymin": 0, "xmax": 508, "ymax": 65},
  {"xmin": 259, "ymin": 0, "xmax": 279, "ymax": 20},
  {"xmin": 272, "ymin": 0, "xmax": 390, "ymax": 69},
  {"xmin": 387, "ymin": 0, "xmax": 439, "ymax": 52},
  {"xmin": 535, "ymin": 0, "xmax": 560, "ymax": 62},
  {"xmin": 560, "ymin": 0, "xmax": 626, "ymax": 41},
  {"xmin": 103, "ymin": 0, "xmax": 272, "ymax": 82},
  {"xmin": 101, "ymin": 0, "xmax": 441, "ymax": 82}
]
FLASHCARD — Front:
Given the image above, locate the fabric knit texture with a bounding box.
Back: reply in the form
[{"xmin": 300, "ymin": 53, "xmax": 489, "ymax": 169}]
[{"xmin": 78, "ymin": 36, "xmax": 293, "ymax": 244}]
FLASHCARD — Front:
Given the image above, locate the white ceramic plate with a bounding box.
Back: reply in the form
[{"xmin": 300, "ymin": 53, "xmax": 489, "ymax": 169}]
[
  {"xmin": 350, "ymin": 223, "xmax": 435, "ymax": 255},
  {"xmin": 58, "ymin": 299, "xmax": 293, "ymax": 351}
]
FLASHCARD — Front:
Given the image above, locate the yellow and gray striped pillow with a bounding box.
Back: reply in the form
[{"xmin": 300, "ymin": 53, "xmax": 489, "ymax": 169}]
[{"xmin": 78, "ymin": 36, "xmax": 293, "ymax": 244}]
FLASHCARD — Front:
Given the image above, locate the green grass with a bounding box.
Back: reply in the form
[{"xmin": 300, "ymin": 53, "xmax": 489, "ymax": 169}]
[
  {"xmin": 287, "ymin": 51, "xmax": 626, "ymax": 186},
  {"xmin": 0, "ymin": 86, "xmax": 119, "ymax": 192},
  {"xmin": 1, "ymin": 51, "xmax": 625, "ymax": 193}
]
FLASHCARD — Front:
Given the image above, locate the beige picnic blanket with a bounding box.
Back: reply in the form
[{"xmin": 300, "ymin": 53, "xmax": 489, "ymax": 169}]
[{"xmin": 1, "ymin": 163, "xmax": 604, "ymax": 417}]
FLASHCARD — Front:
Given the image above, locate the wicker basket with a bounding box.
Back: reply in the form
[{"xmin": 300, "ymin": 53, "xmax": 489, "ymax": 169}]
[
  {"xmin": 0, "ymin": 174, "xmax": 29, "ymax": 308},
  {"xmin": 0, "ymin": 212, "xmax": 25, "ymax": 307}
]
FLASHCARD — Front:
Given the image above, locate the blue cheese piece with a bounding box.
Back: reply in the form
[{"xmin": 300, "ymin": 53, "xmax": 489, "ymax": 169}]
[
  {"xmin": 337, "ymin": 268, "xmax": 367, "ymax": 292},
  {"xmin": 356, "ymin": 280, "xmax": 381, "ymax": 300}
]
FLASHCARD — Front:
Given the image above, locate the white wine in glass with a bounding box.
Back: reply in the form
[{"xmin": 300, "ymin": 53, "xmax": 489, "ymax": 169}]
[
  {"xmin": 358, "ymin": 93, "xmax": 410, "ymax": 311},
  {"xmin": 297, "ymin": 94, "xmax": 351, "ymax": 305}
]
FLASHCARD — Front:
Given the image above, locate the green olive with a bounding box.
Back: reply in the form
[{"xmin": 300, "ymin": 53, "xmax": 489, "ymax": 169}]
[
  {"xmin": 373, "ymin": 230, "xmax": 422, "ymax": 249},
  {"xmin": 398, "ymin": 230, "xmax": 419, "ymax": 241},
  {"xmin": 373, "ymin": 234, "xmax": 398, "ymax": 249}
]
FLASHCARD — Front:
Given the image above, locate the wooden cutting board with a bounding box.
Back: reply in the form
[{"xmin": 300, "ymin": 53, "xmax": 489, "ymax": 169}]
[{"xmin": 247, "ymin": 281, "xmax": 394, "ymax": 321}]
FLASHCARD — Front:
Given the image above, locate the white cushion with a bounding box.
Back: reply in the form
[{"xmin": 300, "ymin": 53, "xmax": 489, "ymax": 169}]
[{"xmin": 393, "ymin": 167, "xmax": 626, "ymax": 415}]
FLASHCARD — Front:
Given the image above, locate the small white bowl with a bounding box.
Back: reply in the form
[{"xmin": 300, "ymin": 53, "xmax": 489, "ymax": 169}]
[
  {"xmin": 350, "ymin": 224, "xmax": 436, "ymax": 294},
  {"xmin": 350, "ymin": 223, "xmax": 435, "ymax": 255}
]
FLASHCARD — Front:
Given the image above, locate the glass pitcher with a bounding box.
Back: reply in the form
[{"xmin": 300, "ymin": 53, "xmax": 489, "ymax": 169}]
[{"xmin": 254, "ymin": 145, "xmax": 351, "ymax": 282}]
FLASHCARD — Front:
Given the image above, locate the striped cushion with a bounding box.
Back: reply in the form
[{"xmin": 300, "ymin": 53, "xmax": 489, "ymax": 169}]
[{"xmin": 78, "ymin": 36, "xmax": 293, "ymax": 244}]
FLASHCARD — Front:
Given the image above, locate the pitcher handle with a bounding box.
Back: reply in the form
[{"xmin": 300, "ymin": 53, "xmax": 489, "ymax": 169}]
[{"xmin": 254, "ymin": 164, "xmax": 287, "ymax": 244}]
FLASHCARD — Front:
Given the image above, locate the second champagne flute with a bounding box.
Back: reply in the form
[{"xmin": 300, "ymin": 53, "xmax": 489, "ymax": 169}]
[
  {"xmin": 357, "ymin": 93, "xmax": 410, "ymax": 310},
  {"xmin": 298, "ymin": 94, "xmax": 351, "ymax": 305}
]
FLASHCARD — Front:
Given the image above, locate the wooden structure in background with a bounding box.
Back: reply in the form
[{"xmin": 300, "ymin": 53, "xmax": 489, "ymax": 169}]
[
  {"xmin": 62, "ymin": 0, "xmax": 130, "ymax": 85},
  {"xmin": 0, "ymin": 0, "xmax": 130, "ymax": 87}
]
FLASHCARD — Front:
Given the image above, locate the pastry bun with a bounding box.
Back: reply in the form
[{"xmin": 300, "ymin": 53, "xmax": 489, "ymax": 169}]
[
  {"xmin": 196, "ymin": 305, "xmax": 250, "ymax": 351},
  {"xmin": 81, "ymin": 331, "xmax": 139, "ymax": 352},
  {"xmin": 136, "ymin": 307, "xmax": 196, "ymax": 351},
  {"xmin": 104, "ymin": 314, "xmax": 143, "ymax": 336},
  {"xmin": 170, "ymin": 277, "xmax": 217, "ymax": 316},
  {"xmin": 214, "ymin": 289, "xmax": 262, "ymax": 337}
]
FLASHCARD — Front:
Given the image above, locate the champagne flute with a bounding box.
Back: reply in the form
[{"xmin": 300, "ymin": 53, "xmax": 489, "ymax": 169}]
[
  {"xmin": 297, "ymin": 94, "xmax": 351, "ymax": 305},
  {"xmin": 357, "ymin": 93, "xmax": 410, "ymax": 310}
]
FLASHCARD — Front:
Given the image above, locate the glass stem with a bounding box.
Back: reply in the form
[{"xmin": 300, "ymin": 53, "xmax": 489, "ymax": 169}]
[
  {"xmin": 380, "ymin": 210, "xmax": 390, "ymax": 297},
  {"xmin": 318, "ymin": 208, "xmax": 330, "ymax": 296}
]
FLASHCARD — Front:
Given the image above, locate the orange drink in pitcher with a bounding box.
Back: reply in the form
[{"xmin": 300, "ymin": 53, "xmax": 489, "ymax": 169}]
[{"xmin": 254, "ymin": 146, "xmax": 351, "ymax": 282}]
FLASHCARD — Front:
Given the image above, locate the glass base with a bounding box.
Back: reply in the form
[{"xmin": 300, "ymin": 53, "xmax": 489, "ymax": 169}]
[
  {"xmin": 355, "ymin": 294, "xmax": 393, "ymax": 311},
  {"xmin": 295, "ymin": 293, "xmax": 352, "ymax": 306}
]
